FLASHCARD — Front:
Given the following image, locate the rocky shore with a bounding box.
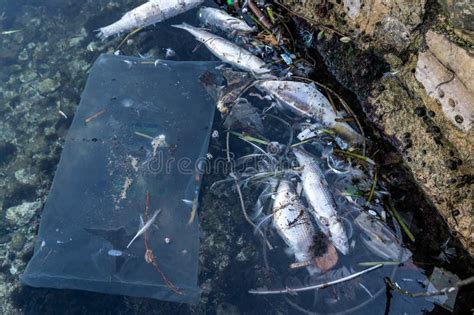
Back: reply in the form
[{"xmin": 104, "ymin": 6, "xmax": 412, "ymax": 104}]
[{"xmin": 282, "ymin": 0, "xmax": 473, "ymax": 254}]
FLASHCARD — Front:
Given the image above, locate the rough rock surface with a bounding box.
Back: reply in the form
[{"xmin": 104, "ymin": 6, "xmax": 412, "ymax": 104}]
[
  {"xmin": 437, "ymin": 0, "xmax": 474, "ymax": 42},
  {"xmin": 283, "ymin": 0, "xmax": 473, "ymax": 254}
]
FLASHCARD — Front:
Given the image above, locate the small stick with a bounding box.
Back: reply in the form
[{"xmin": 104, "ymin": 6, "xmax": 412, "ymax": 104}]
[
  {"xmin": 85, "ymin": 109, "xmax": 106, "ymax": 123},
  {"xmin": 389, "ymin": 205, "xmax": 415, "ymax": 242},
  {"xmin": 366, "ymin": 170, "xmax": 378, "ymax": 204},
  {"xmin": 334, "ymin": 149, "xmax": 375, "ymax": 165},
  {"xmin": 142, "ymin": 192, "xmax": 183, "ymax": 296},
  {"xmin": 249, "ymin": 264, "xmax": 383, "ymax": 295},
  {"xmin": 134, "ymin": 131, "xmax": 154, "ymax": 140},
  {"xmin": 116, "ymin": 27, "xmax": 143, "ymax": 50},
  {"xmin": 385, "ymin": 276, "xmax": 474, "ymax": 298}
]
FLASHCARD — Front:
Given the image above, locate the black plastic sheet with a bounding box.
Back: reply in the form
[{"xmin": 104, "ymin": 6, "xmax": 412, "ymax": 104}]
[{"xmin": 21, "ymin": 54, "xmax": 219, "ymax": 303}]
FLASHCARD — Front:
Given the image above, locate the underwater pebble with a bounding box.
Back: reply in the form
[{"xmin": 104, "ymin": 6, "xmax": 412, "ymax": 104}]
[
  {"xmin": 5, "ymin": 200, "xmax": 41, "ymax": 226},
  {"xmin": 10, "ymin": 232, "xmax": 26, "ymax": 251},
  {"xmin": 38, "ymin": 78, "xmax": 60, "ymax": 94},
  {"xmin": 14, "ymin": 169, "xmax": 38, "ymax": 185},
  {"xmin": 18, "ymin": 48, "xmax": 28, "ymax": 61}
]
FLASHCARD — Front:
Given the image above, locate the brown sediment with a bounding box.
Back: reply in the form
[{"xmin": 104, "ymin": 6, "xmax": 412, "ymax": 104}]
[{"xmin": 313, "ymin": 242, "xmax": 338, "ymax": 272}]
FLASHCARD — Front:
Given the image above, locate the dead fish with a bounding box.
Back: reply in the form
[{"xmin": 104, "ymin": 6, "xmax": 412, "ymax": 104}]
[
  {"xmin": 293, "ymin": 147, "xmax": 349, "ymax": 255},
  {"xmin": 355, "ymin": 211, "xmax": 412, "ymax": 262},
  {"xmin": 273, "ymin": 180, "xmax": 318, "ymax": 274},
  {"xmin": 256, "ymin": 80, "xmax": 364, "ymax": 144},
  {"xmin": 198, "ymin": 7, "xmax": 254, "ymax": 33},
  {"xmin": 96, "ymin": 0, "xmax": 204, "ymax": 39},
  {"xmin": 172, "ymin": 23, "xmax": 270, "ymax": 74}
]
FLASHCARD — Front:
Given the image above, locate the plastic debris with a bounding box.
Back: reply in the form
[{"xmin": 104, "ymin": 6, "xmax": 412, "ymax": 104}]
[
  {"xmin": 426, "ymin": 267, "xmax": 461, "ymax": 312},
  {"xmin": 21, "ymin": 54, "xmax": 220, "ymax": 303}
]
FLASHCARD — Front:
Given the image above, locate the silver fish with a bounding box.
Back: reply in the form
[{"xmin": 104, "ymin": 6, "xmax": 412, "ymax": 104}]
[
  {"xmin": 172, "ymin": 23, "xmax": 270, "ymax": 74},
  {"xmin": 97, "ymin": 0, "xmax": 204, "ymax": 39},
  {"xmin": 273, "ymin": 180, "xmax": 317, "ymax": 273},
  {"xmin": 198, "ymin": 7, "xmax": 254, "ymax": 33},
  {"xmin": 355, "ymin": 211, "xmax": 412, "ymax": 262},
  {"xmin": 293, "ymin": 147, "xmax": 349, "ymax": 255},
  {"xmin": 257, "ymin": 80, "xmax": 364, "ymax": 144}
]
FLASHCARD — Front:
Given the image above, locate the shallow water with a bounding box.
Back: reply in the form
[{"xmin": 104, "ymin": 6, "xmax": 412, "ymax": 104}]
[{"xmin": 0, "ymin": 0, "xmax": 472, "ymax": 314}]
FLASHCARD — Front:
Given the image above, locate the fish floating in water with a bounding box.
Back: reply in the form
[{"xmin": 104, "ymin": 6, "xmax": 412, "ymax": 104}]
[
  {"xmin": 355, "ymin": 211, "xmax": 412, "ymax": 262},
  {"xmin": 293, "ymin": 147, "xmax": 349, "ymax": 255},
  {"xmin": 198, "ymin": 7, "xmax": 254, "ymax": 33},
  {"xmin": 172, "ymin": 23, "xmax": 271, "ymax": 74},
  {"xmin": 272, "ymin": 180, "xmax": 318, "ymax": 274},
  {"xmin": 256, "ymin": 80, "xmax": 364, "ymax": 145},
  {"xmin": 96, "ymin": 0, "xmax": 204, "ymax": 39}
]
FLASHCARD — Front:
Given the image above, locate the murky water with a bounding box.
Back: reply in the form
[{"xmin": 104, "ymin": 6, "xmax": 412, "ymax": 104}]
[{"xmin": 0, "ymin": 0, "xmax": 472, "ymax": 314}]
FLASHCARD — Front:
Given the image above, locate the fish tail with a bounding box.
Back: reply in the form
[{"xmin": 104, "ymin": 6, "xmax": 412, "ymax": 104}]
[{"xmin": 171, "ymin": 22, "xmax": 192, "ymax": 30}]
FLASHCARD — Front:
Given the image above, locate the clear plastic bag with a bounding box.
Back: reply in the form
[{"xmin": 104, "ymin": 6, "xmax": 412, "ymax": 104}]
[{"xmin": 21, "ymin": 54, "xmax": 219, "ymax": 303}]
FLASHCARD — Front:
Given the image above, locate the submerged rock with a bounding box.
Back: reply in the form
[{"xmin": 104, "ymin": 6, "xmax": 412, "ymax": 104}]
[
  {"xmin": 5, "ymin": 201, "xmax": 41, "ymax": 226},
  {"xmin": 10, "ymin": 232, "xmax": 26, "ymax": 251},
  {"xmin": 38, "ymin": 78, "xmax": 60, "ymax": 95},
  {"xmin": 438, "ymin": 0, "xmax": 474, "ymax": 42}
]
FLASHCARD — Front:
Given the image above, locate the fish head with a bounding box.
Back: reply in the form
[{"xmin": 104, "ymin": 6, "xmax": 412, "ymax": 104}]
[{"xmin": 332, "ymin": 235, "xmax": 349, "ymax": 255}]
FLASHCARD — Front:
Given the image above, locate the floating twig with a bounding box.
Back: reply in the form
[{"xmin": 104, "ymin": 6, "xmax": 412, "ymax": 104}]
[
  {"xmin": 385, "ymin": 276, "xmax": 474, "ymax": 298},
  {"xmin": 142, "ymin": 192, "xmax": 183, "ymax": 295},
  {"xmin": 134, "ymin": 131, "xmax": 154, "ymax": 140},
  {"xmin": 85, "ymin": 109, "xmax": 106, "ymax": 123},
  {"xmin": 334, "ymin": 149, "xmax": 375, "ymax": 165},
  {"xmin": 229, "ymin": 131, "xmax": 269, "ymax": 145},
  {"xmin": 249, "ymin": 264, "xmax": 383, "ymax": 295},
  {"xmin": 116, "ymin": 27, "xmax": 143, "ymax": 50},
  {"xmin": 366, "ymin": 170, "xmax": 378, "ymax": 204}
]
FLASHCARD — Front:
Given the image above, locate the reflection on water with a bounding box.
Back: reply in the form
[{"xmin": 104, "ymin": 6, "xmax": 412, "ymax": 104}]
[{"xmin": 0, "ymin": 0, "xmax": 472, "ymax": 314}]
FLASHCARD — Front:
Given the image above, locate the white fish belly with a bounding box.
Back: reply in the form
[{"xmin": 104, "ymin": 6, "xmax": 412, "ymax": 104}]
[
  {"xmin": 273, "ymin": 181, "xmax": 315, "ymax": 263},
  {"xmin": 294, "ymin": 148, "xmax": 349, "ymax": 255}
]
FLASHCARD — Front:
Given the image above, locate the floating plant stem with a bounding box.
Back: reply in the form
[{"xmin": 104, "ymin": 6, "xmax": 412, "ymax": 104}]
[
  {"xmin": 334, "ymin": 149, "xmax": 375, "ymax": 165},
  {"xmin": 134, "ymin": 131, "xmax": 154, "ymax": 140},
  {"xmin": 229, "ymin": 130, "xmax": 269, "ymax": 145},
  {"xmin": 249, "ymin": 264, "xmax": 383, "ymax": 295},
  {"xmin": 390, "ymin": 205, "xmax": 415, "ymax": 242},
  {"xmin": 385, "ymin": 276, "xmax": 474, "ymax": 298},
  {"xmin": 366, "ymin": 171, "xmax": 378, "ymax": 204}
]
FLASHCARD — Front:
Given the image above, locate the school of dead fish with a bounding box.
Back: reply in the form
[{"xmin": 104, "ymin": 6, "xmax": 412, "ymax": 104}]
[{"xmin": 97, "ymin": 0, "xmax": 413, "ymax": 293}]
